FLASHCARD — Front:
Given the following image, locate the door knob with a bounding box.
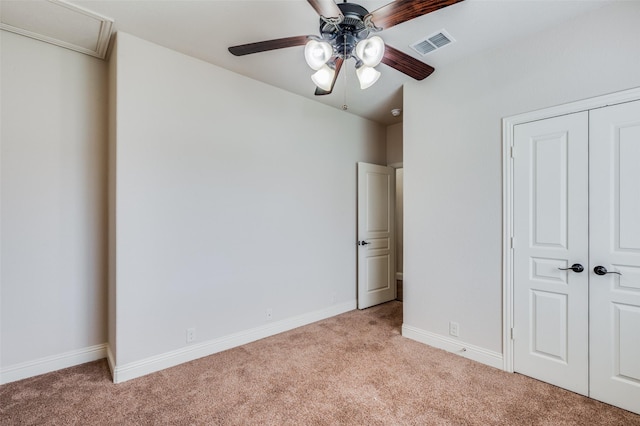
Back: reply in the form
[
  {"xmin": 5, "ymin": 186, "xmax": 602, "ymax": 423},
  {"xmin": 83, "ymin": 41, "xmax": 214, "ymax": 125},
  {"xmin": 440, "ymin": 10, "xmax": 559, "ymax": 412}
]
[
  {"xmin": 358, "ymin": 241, "xmax": 371, "ymax": 246},
  {"xmin": 593, "ymin": 266, "xmax": 622, "ymax": 276},
  {"xmin": 557, "ymin": 263, "xmax": 584, "ymax": 273}
]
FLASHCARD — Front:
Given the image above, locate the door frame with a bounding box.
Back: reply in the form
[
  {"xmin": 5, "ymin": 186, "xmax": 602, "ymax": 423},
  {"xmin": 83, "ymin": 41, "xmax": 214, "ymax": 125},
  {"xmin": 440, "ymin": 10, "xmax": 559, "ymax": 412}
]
[
  {"xmin": 389, "ymin": 162, "xmax": 403, "ymax": 283},
  {"xmin": 501, "ymin": 86, "xmax": 640, "ymax": 373}
]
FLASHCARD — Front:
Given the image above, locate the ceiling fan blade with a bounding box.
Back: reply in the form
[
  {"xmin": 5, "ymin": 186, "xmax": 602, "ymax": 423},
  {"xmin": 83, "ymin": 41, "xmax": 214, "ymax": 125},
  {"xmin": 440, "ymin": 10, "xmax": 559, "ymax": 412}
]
[
  {"xmin": 366, "ymin": 0, "xmax": 464, "ymax": 31},
  {"xmin": 307, "ymin": 0, "xmax": 344, "ymax": 21},
  {"xmin": 229, "ymin": 35, "xmax": 311, "ymax": 56},
  {"xmin": 315, "ymin": 57, "xmax": 344, "ymax": 96},
  {"xmin": 381, "ymin": 45, "xmax": 434, "ymax": 81}
]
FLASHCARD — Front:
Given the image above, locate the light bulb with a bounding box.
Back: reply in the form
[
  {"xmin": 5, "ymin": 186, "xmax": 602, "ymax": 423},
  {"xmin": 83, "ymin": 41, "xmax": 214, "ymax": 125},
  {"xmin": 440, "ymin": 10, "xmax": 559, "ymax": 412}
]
[
  {"xmin": 311, "ymin": 65, "xmax": 336, "ymax": 91},
  {"xmin": 355, "ymin": 36, "xmax": 385, "ymax": 67},
  {"xmin": 356, "ymin": 65, "xmax": 381, "ymax": 90},
  {"xmin": 304, "ymin": 40, "xmax": 332, "ymax": 70}
]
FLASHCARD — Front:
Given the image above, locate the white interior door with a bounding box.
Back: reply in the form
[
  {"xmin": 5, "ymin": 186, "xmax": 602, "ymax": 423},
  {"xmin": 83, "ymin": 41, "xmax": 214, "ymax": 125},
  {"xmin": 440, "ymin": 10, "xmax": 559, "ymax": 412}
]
[
  {"xmin": 589, "ymin": 100, "xmax": 640, "ymax": 414},
  {"xmin": 357, "ymin": 162, "xmax": 395, "ymax": 309},
  {"xmin": 512, "ymin": 100, "xmax": 640, "ymax": 415},
  {"xmin": 512, "ymin": 112, "xmax": 589, "ymax": 395}
]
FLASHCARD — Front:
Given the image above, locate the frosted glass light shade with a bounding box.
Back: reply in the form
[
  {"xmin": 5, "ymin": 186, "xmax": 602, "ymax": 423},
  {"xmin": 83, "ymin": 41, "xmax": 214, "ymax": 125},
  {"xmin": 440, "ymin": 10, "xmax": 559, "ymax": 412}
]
[
  {"xmin": 304, "ymin": 40, "xmax": 332, "ymax": 70},
  {"xmin": 311, "ymin": 65, "xmax": 336, "ymax": 91},
  {"xmin": 356, "ymin": 65, "xmax": 381, "ymax": 89},
  {"xmin": 355, "ymin": 36, "xmax": 385, "ymax": 67}
]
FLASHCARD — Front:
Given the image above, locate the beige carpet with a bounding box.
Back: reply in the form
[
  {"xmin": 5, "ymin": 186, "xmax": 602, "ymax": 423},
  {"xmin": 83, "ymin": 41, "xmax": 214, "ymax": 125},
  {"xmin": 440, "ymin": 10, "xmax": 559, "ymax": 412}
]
[{"xmin": 2, "ymin": 301, "xmax": 639, "ymax": 425}]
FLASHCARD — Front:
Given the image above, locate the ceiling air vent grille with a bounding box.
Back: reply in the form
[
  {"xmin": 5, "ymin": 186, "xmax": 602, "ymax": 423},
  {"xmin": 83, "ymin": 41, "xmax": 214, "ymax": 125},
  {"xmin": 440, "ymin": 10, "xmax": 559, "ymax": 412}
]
[{"xmin": 410, "ymin": 30, "xmax": 455, "ymax": 56}]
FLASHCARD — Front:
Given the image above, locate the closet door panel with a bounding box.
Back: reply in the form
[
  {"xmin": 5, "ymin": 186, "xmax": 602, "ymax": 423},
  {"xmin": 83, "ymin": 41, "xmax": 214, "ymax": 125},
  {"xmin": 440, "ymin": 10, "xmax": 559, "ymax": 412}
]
[
  {"xmin": 589, "ymin": 100, "xmax": 640, "ymax": 415},
  {"xmin": 512, "ymin": 112, "xmax": 589, "ymax": 395}
]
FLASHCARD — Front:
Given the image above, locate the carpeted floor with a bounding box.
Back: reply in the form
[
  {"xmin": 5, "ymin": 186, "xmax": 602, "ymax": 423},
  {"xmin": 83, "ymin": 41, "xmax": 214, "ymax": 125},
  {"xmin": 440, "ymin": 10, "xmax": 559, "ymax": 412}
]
[{"xmin": 1, "ymin": 301, "xmax": 639, "ymax": 425}]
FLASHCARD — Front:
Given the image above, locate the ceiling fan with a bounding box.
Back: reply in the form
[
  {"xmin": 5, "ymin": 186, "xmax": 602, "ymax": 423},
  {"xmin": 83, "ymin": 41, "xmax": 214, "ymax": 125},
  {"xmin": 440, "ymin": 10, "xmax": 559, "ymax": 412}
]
[{"xmin": 228, "ymin": 0, "xmax": 463, "ymax": 96}]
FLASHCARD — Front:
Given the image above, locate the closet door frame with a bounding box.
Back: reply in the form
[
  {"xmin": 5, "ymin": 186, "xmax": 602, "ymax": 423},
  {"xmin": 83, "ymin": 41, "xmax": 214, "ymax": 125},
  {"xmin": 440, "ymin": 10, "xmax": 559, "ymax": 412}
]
[{"xmin": 502, "ymin": 86, "xmax": 640, "ymax": 373}]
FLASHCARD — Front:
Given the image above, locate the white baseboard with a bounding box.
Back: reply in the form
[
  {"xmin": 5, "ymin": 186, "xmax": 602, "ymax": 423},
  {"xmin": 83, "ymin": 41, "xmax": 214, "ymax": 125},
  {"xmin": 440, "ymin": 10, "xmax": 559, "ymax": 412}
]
[
  {"xmin": 402, "ymin": 324, "xmax": 503, "ymax": 370},
  {"xmin": 111, "ymin": 300, "xmax": 356, "ymax": 383},
  {"xmin": 106, "ymin": 344, "xmax": 116, "ymax": 378},
  {"xmin": 0, "ymin": 344, "xmax": 108, "ymax": 385}
]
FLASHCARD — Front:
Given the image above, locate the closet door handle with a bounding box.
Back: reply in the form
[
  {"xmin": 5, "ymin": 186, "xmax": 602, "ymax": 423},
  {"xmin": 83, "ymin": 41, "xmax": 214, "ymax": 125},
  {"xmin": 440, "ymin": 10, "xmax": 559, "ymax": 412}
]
[
  {"xmin": 558, "ymin": 263, "xmax": 584, "ymax": 273},
  {"xmin": 593, "ymin": 266, "xmax": 622, "ymax": 276}
]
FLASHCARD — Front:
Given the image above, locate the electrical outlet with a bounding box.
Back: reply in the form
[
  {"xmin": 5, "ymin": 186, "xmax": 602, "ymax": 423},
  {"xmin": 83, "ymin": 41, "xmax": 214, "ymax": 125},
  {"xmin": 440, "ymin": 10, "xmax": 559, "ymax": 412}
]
[
  {"xmin": 186, "ymin": 328, "xmax": 196, "ymax": 343},
  {"xmin": 449, "ymin": 321, "xmax": 459, "ymax": 337},
  {"xmin": 266, "ymin": 308, "xmax": 273, "ymax": 321}
]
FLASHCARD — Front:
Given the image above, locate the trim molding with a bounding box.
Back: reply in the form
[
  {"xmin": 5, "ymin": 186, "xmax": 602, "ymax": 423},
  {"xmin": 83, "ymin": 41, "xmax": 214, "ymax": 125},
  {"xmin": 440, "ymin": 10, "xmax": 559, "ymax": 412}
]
[
  {"xmin": 0, "ymin": 0, "xmax": 113, "ymax": 59},
  {"xmin": 402, "ymin": 325, "xmax": 503, "ymax": 370},
  {"xmin": 0, "ymin": 302, "xmax": 356, "ymax": 385},
  {"xmin": 111, "ymin": 301, "xmax": 356, "ymax": 383},
  {"xmin": 0, "ymin": 344, "xmax": 108, "ymax": 385},
  {"xmin": 501, "ymin": 86, "xmax": 640, "ymax": 373}
]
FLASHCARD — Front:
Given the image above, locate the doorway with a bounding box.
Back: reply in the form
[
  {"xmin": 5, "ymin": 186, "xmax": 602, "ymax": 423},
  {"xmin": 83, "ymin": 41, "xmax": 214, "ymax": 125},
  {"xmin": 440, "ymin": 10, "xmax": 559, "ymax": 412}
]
[
  {"xmin": 503, "ymin": 89, "xmax": 640, "ymax": 415},
  {"xmin": 395, "ymin": 167, "xmax": 403, "ymax": 301},
  {"xmin": 357, "ymin": 162, "xmax": 396, "ymax": 309}
]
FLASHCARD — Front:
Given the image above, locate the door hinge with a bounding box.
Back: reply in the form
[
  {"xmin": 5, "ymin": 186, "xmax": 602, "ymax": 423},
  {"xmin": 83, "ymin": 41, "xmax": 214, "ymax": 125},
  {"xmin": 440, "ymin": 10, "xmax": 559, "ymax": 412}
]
[
  {"xmin": 510, "ymin": 146, "xmax": 514, "ymax": 158},
  {"xmin": 510, "ymin": 237, "xmax": 514, "ymax": 249},
  {"xmin": 510, "ymin": 327, "xmax": 515, "ymax": 340}
]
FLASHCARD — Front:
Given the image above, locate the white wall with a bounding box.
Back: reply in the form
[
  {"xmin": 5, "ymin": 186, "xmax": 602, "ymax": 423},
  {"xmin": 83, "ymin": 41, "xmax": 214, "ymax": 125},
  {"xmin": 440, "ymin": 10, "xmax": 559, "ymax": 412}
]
[
  {"xmin": 0, "ymin": 31, "xmax": 108, "ymax": 380},
  {"xmin": 386, "ymin": 123, "xmax": 403, "ymax": 165},
  {"xmin": 387, "ymin": 123, "xmax": 403, "ymax": 275},
  {"xmin": 111, "ymin": 33, "xmax": 385, "ymax": 373},
  {"xmin": 107, "ymin": 35, "xmax": 118, "ymax": 364},
  {"xmin": 403, "ymin": 2, "xmax": 640, "ymax": 357}
]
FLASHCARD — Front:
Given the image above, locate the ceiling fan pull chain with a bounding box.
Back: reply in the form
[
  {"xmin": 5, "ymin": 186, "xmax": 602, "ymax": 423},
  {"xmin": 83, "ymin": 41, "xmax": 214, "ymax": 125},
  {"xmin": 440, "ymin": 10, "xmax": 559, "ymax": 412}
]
[{"xmin": 342, "ymin": 37, "xmax": 348, "ymax": 111}]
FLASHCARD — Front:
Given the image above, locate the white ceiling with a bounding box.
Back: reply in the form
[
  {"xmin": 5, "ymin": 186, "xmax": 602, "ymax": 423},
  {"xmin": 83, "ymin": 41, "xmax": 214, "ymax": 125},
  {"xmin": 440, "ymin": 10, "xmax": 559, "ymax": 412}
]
[{"xmin": 3, "ymin": 0, "xmax": 614, "ymax": 125}]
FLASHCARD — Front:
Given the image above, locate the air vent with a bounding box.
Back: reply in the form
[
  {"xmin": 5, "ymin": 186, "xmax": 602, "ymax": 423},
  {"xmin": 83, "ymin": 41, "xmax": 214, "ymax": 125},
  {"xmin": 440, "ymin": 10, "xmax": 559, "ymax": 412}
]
[
  {"xmin": 0, "ymin": 0, "xmax": 113, "ymax": 59},
  {"xmin": 410, "ymin": 30, "xmax": 455, "ymax": 56}
]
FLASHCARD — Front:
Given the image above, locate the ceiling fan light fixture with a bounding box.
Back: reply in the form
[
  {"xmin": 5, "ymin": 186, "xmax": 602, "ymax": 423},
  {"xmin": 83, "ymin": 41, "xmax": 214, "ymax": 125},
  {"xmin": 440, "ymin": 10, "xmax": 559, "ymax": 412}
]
[
  {"xmin": 356, "ymin": 65, "xmax": 381, "ymax": 90},
  {"xmin": 311, "ymin": 64, "xmax": 336, "ymax": 91},
  {"xmin": 355, "ymin": 36, "xmax": 385, "ymax": 67},
  {"xmin": 304, "ymin": 39, "xmax": 333, "ymax": 70},
  {"xmin": 229, "ymin": 0, "xmax": 450, "ymax": 102}
]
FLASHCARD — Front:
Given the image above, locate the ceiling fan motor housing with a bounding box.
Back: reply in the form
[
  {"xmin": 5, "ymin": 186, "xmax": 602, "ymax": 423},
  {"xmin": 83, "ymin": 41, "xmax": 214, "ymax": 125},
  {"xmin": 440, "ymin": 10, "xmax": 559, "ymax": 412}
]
[{"xmin": 319, "ymin": 3, "xmax": 370, "ymax": 59}]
